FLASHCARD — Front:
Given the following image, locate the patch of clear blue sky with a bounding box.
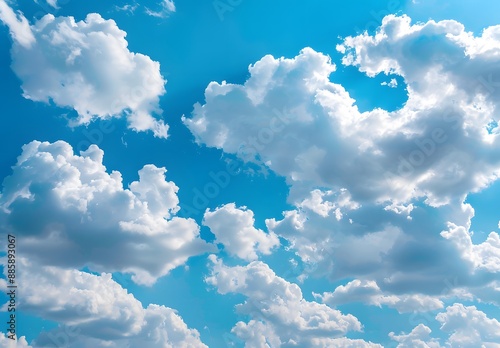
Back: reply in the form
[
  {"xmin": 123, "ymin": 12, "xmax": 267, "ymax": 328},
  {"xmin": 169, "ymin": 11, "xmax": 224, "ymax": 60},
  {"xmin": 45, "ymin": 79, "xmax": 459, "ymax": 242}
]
[{"xmin": 1, "ymin": 0, "xmax": 499, "ymax": 346}]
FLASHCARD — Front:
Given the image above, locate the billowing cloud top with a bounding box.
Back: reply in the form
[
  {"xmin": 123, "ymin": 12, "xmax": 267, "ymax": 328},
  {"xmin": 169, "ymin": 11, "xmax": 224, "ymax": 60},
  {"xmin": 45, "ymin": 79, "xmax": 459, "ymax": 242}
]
[
  {"xmin": 1, "ymin": 3, "xmax": 169, "ymax": 137},
  {"xmin": 183, "ymin": 15, "xmax": 500, "ymax": 343},
  {"xmin": 0, "ymin": 140, "xmax": 214, "ymax": 285},
  {"xmin": 184, "ymin": 16, "xmax": 500, "ymax": 207}
]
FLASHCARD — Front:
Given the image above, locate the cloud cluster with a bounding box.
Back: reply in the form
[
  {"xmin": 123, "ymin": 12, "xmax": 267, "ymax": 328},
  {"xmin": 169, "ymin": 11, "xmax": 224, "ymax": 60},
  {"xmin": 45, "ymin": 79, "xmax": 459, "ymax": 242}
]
[
  {"xmin": 390, "ymin": 304, "xmax": 500, "ymax": 348},
  {"xmin": 0, "ymin": 258, "xmax": 207, "ymax": 347},
  {"xmin": 0, "ymin": 140, "xmax": 213, "ymax": 285},
  {"xmin": 436, "ymin": 303, "xmax": 500, "ymax": 347},
  {"xmin": 184, "ymin": 15, "xmax": 500, "ymax": 311},
  {"xmin": 206, "ymin": 255, "xmax": 381, "ymax": 347},
  {"xmin": 185, "ymin": 29, "xmax": 500, "ymax": 206},
  {"xmin": 0, "ymin": 2, "xmax": 169, "ymax": 137}
]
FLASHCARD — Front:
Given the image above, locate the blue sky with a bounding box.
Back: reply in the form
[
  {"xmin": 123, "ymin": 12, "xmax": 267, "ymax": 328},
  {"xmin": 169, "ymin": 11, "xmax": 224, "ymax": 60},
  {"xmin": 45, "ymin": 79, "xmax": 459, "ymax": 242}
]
[{"xmin": 1, "ymin": 0, "xmax": 500, "ymax": 347}]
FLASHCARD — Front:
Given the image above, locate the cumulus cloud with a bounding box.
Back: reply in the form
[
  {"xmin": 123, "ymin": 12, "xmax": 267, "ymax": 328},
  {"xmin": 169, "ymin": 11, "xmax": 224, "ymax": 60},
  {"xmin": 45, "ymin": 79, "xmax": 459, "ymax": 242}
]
[
  {"xmin": 0, "ymin": 140, "xmax": 214, "ymax": 285},
  {"xmin": 389, "ymin": 324, "xmax": 442, "ymax": 348},
  {"xmin": 316, "ymin": 279, "xmax": 444, "ymax": 313},
  {"xmin": 185, "ymin": 34, "xmax": 500, "ymax": 206},
  {"xmin": 203, "ymin": 203, "xmax": 280, "ymax": 260},
  {"xmin": 0, "ymin": 2, "xmax": 169, "ymax": 137},
  {"xmin": 391, "ymin": 303, "xmax": 500, "ymax": 348},
  {"xmin": 0, "ymin": 333, "xmax": 32, "ymax": 348},
  {"xmin": 442, "ymin": 222, "xmax": 500, "ymax": 273},
  {"xmin": 205, "ymin": 255, "xmax": 381, "ymax": 347},
  {"xmin": 0, "ymin": 258, "xmax": 207, "ymax": 347},
  {"xmin": 436, "ymin": 303, "xmax": 500, "ymax": 347},
  {"xmin": 184, "ymin": 15, "xmax": 500, "ymax": 305}
]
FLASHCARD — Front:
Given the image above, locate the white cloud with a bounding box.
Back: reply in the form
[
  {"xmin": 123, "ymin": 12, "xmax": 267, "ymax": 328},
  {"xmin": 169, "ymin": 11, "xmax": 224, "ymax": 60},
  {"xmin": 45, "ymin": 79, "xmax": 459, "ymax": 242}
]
[
  {"xmin": 0, "ymin": 3, "xmax": 169, "ymax": 137},
  {"xmin": 441, "ymin": 222, "xmax": 500, "ymax": 273},
  {"xmin": 0, "ymin": 333, "xmax": 32, "ymax": 348},
  {"xmin": 184, "ymin": 15, "xmax": 500, "ymax": 207},
  {"xmin": 391, "ymin": 303, "xmax": 500, "ymax": 348},
  {"xmin": 0, "ymin": 140, "xmax": 214, "ymax": 285},
  {"xmin": 203, "ymin": 203, "xmax": 280, "ymax": 260},
  {"xmin": 184, "ymin": 14, "xmax": 500, "ymax": 303},
  {"xmin": 205, "ymin": 255, "xmax": 381, "ymax": 347},
  {"xmin": 115, "ymin": 3, "xmax": 139, "ymax": 14},
  {"xmin": 0, "ymin": 258, "xmax": 207, "ymax": 347},
  {"xmin": 45, "ymin": 0, "xmax": 59, "ymax": 9},
  {"xmin": 316, "ymin": 279, "xmax": 444, "ymax": 313},
  {"xmin": 389, "ymin": 324, "xmax": 442, "ymax": 348},
  {"xmin": 0, "ymin": 0, "xmax": 35, "ymax": 48},
  {"xmin": 146, "ymin": 0, "xmax": 176, "ymax": 18},
  {"xmin": 381, "ymin": 78, "xmax": 398, "ymax": 88},
  {"xmin": 436, "ymin": 303, "xmax": 500, "ymax": 347}
]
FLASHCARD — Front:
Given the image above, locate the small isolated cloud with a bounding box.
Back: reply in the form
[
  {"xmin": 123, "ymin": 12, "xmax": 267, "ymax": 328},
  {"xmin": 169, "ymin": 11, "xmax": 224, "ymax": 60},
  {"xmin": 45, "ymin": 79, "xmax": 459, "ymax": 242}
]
[
  {"xmin": 381, "ymin": 78, "xmax": 398, "ymax": 88},
  {"xmin": 205, "ymin": 255, "xmax": 382, "ymax": 347},
  {"xmin": 0, "ymin": 3, "xmax": 169, "ymax": 137},
  {"xmin": 115, "ymin": 3, "xmax": 140, "ymax": 14},
  {"xmin": 0, "ymin": 258, "xmax": 208, "ymax": 347},
  {"xmin": 0, "ymin": 140, "xmax": 214, "ymax": 285},
  {"xmin": 203, "ymin": 203, "xmax": 280, "ymax": 260},
  {"xmin": 146, "ymin": 0, "xmax": 176, "ymax": 18}
]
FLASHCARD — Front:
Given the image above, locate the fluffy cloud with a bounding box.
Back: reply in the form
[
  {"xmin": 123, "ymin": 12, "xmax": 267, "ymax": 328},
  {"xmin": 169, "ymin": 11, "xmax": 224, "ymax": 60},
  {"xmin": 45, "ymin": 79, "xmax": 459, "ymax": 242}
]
[
  {"xmin": 436, "ymin": 303, "xmax": 500, "ymax": 347},
  {"xmin": 389, "ymin": 324, "xmax": 442, "ymax": 348},
  {"xmin": 391, "ymin": 303, "xmax": 500, "ymax": 348},
  {"xmin": 442, "ymin": 223, "xmax": 500, "ymax": 273},
  {"xmin": 0, "ymin": 2, "xmax": 169, "ymax": 137},
  {"xmin": 183, "ymin": 42, "xmax": 499, "ymax": 206},
  {"xmin": 0, "ymin": 258, "xmax": 207, "ymax": 347},
  {"xmin": 146, "ymin": 0, "xmax": 176, "ymax": 18},
  {"xmin": 205, "ymin": 255, "xmax": 381, "ymax": 347},
  {"xmin": 316, "ymin": 279, "xmax": 444, "ymax": 313},
  {"xmin": 184, "ymin": 15, "xmax": 500, "ymax": 303},
  {"xmin": 0, "ymin": 140, "xmax": 213, "ymax": 285},
  {"xmin": 203, "ymin": 203, "xmax": 280, "ymax": 260},
  {"xmin": 0, "ymin": 333, "xmax": 31, "ymax": 348},
  {"xmin": 184, "ymin": 14, "xmax": 500, "ymax": 206}
]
